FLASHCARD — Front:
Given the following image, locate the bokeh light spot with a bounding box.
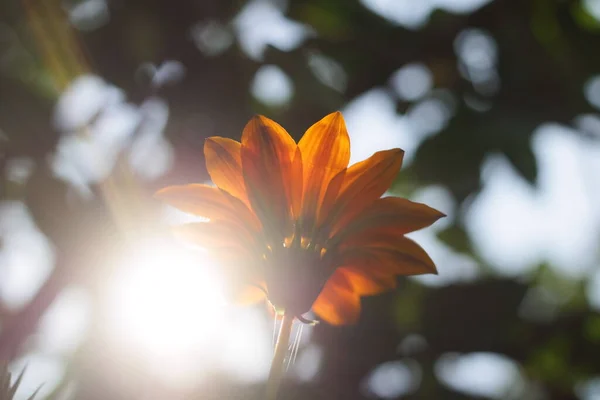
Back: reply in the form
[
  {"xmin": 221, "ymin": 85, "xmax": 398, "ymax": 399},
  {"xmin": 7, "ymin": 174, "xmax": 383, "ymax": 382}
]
[
  {"xmin": 251, "ymin": 65, "xmax": 294, "ymax": 107},
  {"xmin": 435, "ymin": 352, "xmax": 524, "ymax": 399},
  {"xmin": 363, "ymin": 360, "xmax": 421, "ymax": 398},
  {"xmin": 390, "ymin": 63, "xmax": 433, "ymax": 101}
]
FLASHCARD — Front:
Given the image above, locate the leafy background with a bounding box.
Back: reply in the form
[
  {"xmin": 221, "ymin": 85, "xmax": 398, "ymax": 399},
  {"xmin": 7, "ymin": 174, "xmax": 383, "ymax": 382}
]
[{"xmin": 1, "ymin": 0, "xmax": 600, "ymax": 399}]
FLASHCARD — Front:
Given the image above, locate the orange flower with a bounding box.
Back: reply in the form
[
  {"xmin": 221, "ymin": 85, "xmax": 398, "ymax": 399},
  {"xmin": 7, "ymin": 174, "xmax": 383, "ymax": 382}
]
[{"xmin": 156, "ymin": 112, "xmax": 444, "ymax": 325}]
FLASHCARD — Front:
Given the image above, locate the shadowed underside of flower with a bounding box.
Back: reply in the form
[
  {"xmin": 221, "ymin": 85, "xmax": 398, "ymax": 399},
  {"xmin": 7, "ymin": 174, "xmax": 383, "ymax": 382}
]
[{"xmin": 156, "ymin": 112, "xmax": 444, "ymax": 325}]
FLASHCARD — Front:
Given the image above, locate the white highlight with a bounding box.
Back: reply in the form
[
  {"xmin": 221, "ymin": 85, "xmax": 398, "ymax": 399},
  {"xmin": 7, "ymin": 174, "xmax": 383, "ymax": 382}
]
[
  {"xmin": 0, "ymin": 201, "xmax": 55, "ymax": 309},
  {"xmin": 364, "ymin": 360, "xmax": 421, "ymax": 398},
  {"xmin": 104, "ymin": 236, "xmax": 273, "ymax": 387},
  {"xmin": 465, "ymin": 124, "xmax": 600, "ymax": 278},
  {"xmin": 435, "ymin": 352, "xmax": 523, "ymax": 399},
  {"xmin": 106, "ymin": 237, "xmax": 225, "ymax": 357},
  {"xmin": 391, "ymin": 63, "xmax": 433, "ymax": 101},
  {"xmin": 233, "ymin": 0, "xmax": 313, "ymax": 60},
  {"xmin": 251, "ymin": 65, "xmax": 294, "ymax": 107},
  {"xmin": 10, "ymin": 354, "xmax": 65, "ymax": 400},
  {"xmin": 38, "ymin": 286, "xmax": 90, "ymax": 355},
  {"xmin": 360, "ymin": 0, "xmax": 493, "ymax": 29}
]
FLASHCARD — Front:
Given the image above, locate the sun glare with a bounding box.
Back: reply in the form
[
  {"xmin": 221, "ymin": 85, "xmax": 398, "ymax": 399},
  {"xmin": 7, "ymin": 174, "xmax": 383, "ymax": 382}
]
[
  {"xmin": 103, "ymin": 235, "xmax": 277, "ymax": 386},
  {"xmin": 106, "ymin": 237, "xmax": 226, "ymax": 357}
]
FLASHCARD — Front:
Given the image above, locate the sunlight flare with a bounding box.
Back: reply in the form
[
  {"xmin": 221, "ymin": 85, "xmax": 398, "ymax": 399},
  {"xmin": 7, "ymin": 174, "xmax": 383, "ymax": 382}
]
[{"xmin": 106, "ymin": 237, "xmax": 225, "ymax": 356}]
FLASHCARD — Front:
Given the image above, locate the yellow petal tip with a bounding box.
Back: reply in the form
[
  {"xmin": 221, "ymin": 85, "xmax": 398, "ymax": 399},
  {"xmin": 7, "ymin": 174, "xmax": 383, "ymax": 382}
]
[
  {"xmin": 153, "ymin": 187, "xmax": 169, "ymax": 199},
  {"xmin": 328, "ymin": 111, "xmax": 344, "ymax": 122}
]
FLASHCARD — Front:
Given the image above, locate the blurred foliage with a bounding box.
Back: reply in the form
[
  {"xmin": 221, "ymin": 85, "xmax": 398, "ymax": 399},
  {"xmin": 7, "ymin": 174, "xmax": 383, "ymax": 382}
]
[
  {"xmin": 1, "ymin": 0, "xmax": 600, "ymax": 399},
  {"xmin": 0, "ymin": 366, "xmax": 39, "ymax": 400}
]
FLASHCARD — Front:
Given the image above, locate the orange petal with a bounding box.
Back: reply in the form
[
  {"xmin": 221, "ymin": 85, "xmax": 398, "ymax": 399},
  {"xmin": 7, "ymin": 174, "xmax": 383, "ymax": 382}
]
[
  {"xmin": 335, "ymin": 267, "xmax": 397, "ymax": 296},
  {"xmin": 241, "ymin": 116, "xmax": 297, "ymax": 238},
  {"xmin": 155, "ymin": 184, "xmax": 236, "ymax": 219},
  {"xmin": 312, "ymin": 272, "xmax": 361, "ymax": 325},
  {"xmin": 298, "ymin": 112, "xmax": 350, "ymax": 234},
  {"xmin": 319, "ymin": 148, "xmax": 404, "ymax": 234},
  {"xmin": 204, "ymin": 137, "xmax": 250, "ymax": 207},
  {"xmin": 337, "ymin": 236, "xmax": 438, "ymax": 276},
  {"xmin": 330, "ymin": 196, "xmax": 445, "ymax": 245},
  {"xmin": 155, "ymin": 184, "xmax": 261, "ymax": 231},
  {"xmin": 172, "ymin": 222, "xmax": 266, "ymax": 285},
  {"xmin": 172, "ymin": 221, "xmax": 257, "ymax": 254},
  {"xmin": 230, "ymin": 283, "xmax": 266, "ymax": 305}
]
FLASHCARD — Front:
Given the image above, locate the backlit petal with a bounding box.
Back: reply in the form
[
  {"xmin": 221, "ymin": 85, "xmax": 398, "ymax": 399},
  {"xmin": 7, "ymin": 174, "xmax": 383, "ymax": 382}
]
[
  {"xmin": 312, "ymin": 272, "xmax": 361, "ymax": 325},
  {"xmin": 337, "ymin": 236, "xmax": 437, "ymax": 276},
  {"xmin": 171, "ymin": 221, "xmax": 258, "ymax": 254},
  {"xmin": 155, "ymin": 184, "xmax": 260, "ymax": 230},
  {"xmin": 230, "ymin": 284, "xmax": 266, "ymax": 305},
  {"xmin": 241, "ymin": 115, "xmax": 297, "ymax": 238},
  {"xmin": 155, "ymin": 184, "xmax": 235, "ymax": 219},
  {"xmin": 204, "ymin": 137, "xmax": 249, "ymax": 206},
  {"xmin": 172, "ymin": 222, "xmax": 266, "ymax": 282},
  {"xmin": 318, "ymin": 148, "xmax": 404, "ymax": 234},
  {"xmin": 335, "ymin": 267, "xmax": 397, "ymax": 296},
  {"xmin": 298, "ymin": 112, "xmax": 350, "ymax": 234},
  {"xmin": 329, "ymin": 196, "xmax": 445, "ymax": 246}
]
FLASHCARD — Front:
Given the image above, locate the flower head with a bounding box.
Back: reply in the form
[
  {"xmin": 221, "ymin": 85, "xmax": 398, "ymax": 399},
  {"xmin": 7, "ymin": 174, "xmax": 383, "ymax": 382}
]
[{"xmin": 156, "ymin": 112, "xmax": 444, "ymax": 325}]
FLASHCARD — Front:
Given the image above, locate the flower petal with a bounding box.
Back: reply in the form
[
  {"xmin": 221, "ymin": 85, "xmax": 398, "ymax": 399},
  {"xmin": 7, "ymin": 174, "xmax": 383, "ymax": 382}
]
[
  {"xmin": 155, "ymin": 184, "xmax": 260, "ymax": 230},
  {"xmin": 171, "ymin": 221, "xmax": 257, "ymax": 253},
  {"xmin": 155, "ymin": 184, "xmax": 234, "ymax": 219},
  {"xmin": 312, "ymin": 272, "xmax": 361, "ymax": 325},
  {"xmin": 229, "ymin": 283, "xmax": 266, "ymax": 305},
  {"xmin": 318, "ymin": 148, "xmax": 404, "ymax": 233},
  {"xmin": 172, "ymin": 221, "xmax": 266, "ymax": 282},
  {"xmin": 329, "ymin": 196, "xmax": 445, "ymax": 246},
  {"xmin": 298, "ymin": 112, "xmax": 350, "ymax": 234},
  {"xmin": 204, "ymin": 137, "xmax": 249, "ymax": 206},
  {"xmin": 241, "ymin": 116, "xmax": 297, "ymax": 238},
  {"xmin": 337, "ymin": 236, "xmax": 437, "ymax": 276},
  {"xmin": 335, "ymin": 267, "xmax": 397, "ymax": 296}
]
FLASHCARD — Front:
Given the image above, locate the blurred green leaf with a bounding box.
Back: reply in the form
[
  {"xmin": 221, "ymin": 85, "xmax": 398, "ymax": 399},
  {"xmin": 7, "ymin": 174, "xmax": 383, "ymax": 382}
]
[
  {"xmin": 571, "ymin": 2, "xmax": 600, "ymax": 33},
  {"xmin": 527, "ymin": 335, "xmax": 572, "ymax": 387},
  {"xmin": 393, "ymin": 281, "xmax": 426, "ymax": 331},
  {"xmin": 583, "ymin": 315, "xmax": 600, "ymax": 344}
]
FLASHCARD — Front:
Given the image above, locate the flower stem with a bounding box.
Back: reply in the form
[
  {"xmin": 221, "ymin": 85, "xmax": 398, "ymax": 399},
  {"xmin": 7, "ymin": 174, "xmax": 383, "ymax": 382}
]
[{"xmin": 266, "ymin": 312, "xmax": 294, "ymax": 400}]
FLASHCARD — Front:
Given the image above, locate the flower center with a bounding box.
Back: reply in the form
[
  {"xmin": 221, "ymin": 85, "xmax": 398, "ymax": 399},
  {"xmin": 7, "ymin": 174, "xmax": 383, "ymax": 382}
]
[{"xmin": 265, "ymin": 244, "xmax": 332, "ymax": 317}]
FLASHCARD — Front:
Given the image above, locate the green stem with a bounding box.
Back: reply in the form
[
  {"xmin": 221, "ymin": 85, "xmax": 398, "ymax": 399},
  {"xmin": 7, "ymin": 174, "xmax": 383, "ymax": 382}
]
[{"xmin": 266, "ymin": 312, "xmax": 294, "ymax": 400}]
